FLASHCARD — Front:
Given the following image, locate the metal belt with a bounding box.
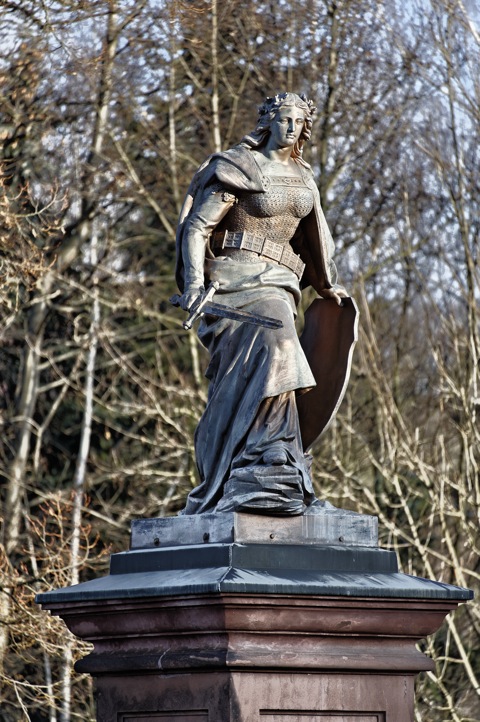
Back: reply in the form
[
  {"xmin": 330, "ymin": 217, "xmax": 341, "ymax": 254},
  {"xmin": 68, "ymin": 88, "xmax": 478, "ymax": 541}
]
[{"xmin": 212, "ymin": 231, "xmax": 305, "ymax": 280}]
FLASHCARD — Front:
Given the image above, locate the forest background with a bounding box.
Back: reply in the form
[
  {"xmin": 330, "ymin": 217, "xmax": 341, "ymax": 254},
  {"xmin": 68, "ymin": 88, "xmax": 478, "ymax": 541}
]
[{"xmin": 0, "ymin": 0, "xmax": 479, "ymax": 720}]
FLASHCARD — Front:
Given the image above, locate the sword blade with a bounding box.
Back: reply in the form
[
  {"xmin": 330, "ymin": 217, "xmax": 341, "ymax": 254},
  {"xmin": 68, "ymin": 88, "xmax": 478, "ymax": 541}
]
[{"xmin": 202, "ymin": 302, "xmax": 283, "ymax": 329}]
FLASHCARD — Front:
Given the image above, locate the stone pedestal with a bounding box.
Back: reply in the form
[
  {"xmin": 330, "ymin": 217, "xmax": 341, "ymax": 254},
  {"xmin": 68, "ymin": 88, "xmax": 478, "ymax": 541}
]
[{"xmin": 36, "ymin": 511, "xmax": 472, "ymax": 721}]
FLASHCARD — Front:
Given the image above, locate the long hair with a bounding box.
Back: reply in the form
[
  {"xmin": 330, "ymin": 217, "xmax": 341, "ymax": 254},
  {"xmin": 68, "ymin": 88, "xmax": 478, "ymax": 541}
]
[{"xmin": 241, "ymin": 92, "xmax": 317, "ymax": 162}]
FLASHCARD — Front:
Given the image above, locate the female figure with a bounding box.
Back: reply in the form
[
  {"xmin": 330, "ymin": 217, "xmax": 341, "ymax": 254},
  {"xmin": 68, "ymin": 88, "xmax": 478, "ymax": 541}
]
[{"xmin": 176, "ymin": 92, "xmax": 353, "ymax": 515}]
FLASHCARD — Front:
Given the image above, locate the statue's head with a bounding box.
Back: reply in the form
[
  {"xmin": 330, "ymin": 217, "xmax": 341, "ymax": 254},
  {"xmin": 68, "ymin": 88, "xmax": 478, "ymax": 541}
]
[{"xmin": 242, "ymin": 92, "xmax": 317, "ymax": 159}]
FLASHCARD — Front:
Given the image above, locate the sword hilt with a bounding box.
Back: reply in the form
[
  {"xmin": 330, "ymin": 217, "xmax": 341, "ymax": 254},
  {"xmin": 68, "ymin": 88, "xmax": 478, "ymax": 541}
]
[{"xmin": 170, "ymin": 281, "xmax": 220, "ymax": 330}]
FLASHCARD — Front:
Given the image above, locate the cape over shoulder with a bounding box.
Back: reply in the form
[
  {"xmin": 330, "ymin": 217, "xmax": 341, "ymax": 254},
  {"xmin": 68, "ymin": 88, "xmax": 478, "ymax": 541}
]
[
  {"xmin": 182, "ymin": 145, "xmax": 314, "ymax": 212},
  {"xmin": 206, "ymin": 145, "xmax": 267, "ymax": 193}
]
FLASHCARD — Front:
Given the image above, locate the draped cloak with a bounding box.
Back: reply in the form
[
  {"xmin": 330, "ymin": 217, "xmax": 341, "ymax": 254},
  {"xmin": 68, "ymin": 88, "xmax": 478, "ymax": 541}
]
[{"xmin": 175, "ymin": 145, "xmax": 358, "ymax": 514}]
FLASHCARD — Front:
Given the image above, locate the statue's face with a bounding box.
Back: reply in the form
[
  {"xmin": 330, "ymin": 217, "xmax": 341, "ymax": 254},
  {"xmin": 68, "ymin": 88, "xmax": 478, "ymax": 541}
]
[{"xmin": 269, "ymin": 105, "xmax": 305, "ymax": 149}]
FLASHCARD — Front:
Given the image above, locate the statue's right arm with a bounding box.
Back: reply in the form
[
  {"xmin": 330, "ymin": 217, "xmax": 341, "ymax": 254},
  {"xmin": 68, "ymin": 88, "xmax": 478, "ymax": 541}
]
[{"xmin": 179, "ymin": 185, "xmax": 236, "ymax": 311}]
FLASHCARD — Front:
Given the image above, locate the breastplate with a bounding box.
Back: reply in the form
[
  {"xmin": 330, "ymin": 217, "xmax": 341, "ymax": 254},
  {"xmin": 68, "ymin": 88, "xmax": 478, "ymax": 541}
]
[{"xmin": 219, "ymin": 176, "xmax": 314, "ymax": 244}]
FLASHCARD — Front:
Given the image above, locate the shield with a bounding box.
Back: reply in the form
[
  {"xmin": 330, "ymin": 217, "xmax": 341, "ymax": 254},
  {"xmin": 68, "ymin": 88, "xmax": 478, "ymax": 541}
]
[{"xmin": 297, "ymin": 297, "xmax": 359, "ymax": 451}]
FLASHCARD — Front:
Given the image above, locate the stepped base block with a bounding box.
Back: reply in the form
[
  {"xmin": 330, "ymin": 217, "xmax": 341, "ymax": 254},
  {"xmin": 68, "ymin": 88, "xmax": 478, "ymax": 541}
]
[
  {"xmin": 130, "ymin": 510, "xmax": 378, "ymax": 549},
  {"xmin": 36, "ymin": 513, "xmax": 473, "ymax": 721}
]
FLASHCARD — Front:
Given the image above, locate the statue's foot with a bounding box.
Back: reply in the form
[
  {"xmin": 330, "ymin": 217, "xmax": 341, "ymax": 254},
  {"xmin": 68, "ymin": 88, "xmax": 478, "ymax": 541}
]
[{"xmin": 216, "ymin": 465, "xmax": 305, "ymax": 515}]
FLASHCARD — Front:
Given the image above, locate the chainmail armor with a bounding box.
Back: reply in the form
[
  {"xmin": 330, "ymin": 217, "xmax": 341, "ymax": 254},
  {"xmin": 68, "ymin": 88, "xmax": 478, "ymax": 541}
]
[{"xmin": 216, "ymin": 176, "xmax": 314, "ymax": 246}]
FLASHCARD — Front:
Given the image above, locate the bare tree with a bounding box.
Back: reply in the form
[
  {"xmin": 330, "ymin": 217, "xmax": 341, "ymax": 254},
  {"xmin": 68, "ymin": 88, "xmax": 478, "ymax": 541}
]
[{"xmin": 0, "ymin": 1, "xmax": 478, "ymax": 719}]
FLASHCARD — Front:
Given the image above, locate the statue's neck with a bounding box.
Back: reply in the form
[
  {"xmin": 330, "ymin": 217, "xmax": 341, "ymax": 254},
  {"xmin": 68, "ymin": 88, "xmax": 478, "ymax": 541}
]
[{"xmin": 258, "ymin": 145, "xmax": 293, "ymax": 165}]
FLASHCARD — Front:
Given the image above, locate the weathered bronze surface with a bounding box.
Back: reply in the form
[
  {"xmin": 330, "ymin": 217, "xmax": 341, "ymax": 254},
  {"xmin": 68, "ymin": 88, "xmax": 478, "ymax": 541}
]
[{"xmin": 174, "ymin": 92, "xmax": 358, "ymax": 515}]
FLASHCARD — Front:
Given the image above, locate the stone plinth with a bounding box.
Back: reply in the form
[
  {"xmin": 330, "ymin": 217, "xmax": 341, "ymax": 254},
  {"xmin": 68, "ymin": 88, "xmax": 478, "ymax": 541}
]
[
  {"xmin": 36, "ymin": 512, "xmax": 473, "ymax": 722},
  {"xmin": 130, "ymin": 508, "xmax": 378, "ymax": 549}
]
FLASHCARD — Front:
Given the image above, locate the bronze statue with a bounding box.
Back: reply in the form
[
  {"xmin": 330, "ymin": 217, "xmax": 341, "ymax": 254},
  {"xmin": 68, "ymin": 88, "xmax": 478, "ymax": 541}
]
[{"xmin": 175, "ymin": 92, "xmax": 357, "ymax": 515}]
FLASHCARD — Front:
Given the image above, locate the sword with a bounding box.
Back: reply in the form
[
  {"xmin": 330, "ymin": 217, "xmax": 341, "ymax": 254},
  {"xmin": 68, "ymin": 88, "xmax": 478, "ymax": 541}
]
[{"xmin": 170, "ymin": 282, "xmax": 283, "ymax": 330}]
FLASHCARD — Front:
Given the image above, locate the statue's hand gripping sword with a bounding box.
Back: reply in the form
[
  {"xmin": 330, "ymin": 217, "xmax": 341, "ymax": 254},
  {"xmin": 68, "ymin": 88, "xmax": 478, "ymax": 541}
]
[{"xmin": 170, "ymin": 282, "xmax": 283, "ymax": 330}]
